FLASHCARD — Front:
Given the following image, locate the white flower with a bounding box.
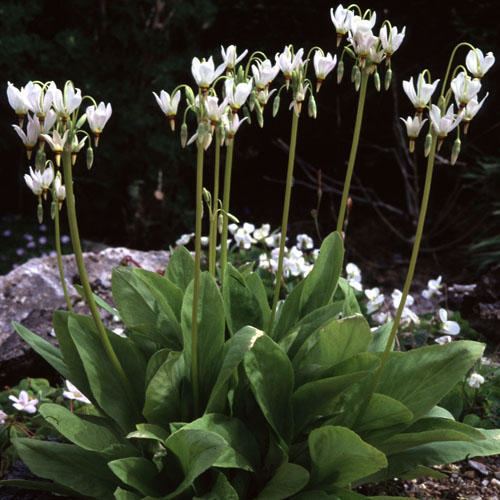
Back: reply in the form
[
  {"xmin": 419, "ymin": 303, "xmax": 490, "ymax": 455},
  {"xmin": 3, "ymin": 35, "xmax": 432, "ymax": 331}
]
[
  {"xmin": 12, "ymin": 115, "xmax": 40, "ymax": 154},
  {"xmin": 421, "ymin": 276, "xmax": 443, "ymax": 299},
  {"xmin": 391, "ymin": 289, "xmax": 414, "ymax": 309},
  {"xmin": 348, "ymin": 29, "xmax": 378, "ymax": 58},
  {"xmin": 63, "ymin": 380, "xmax": 91, "ymax": 404},
  {"xmin": 0, "ymin": 409, "xmax": 7, "ymax": 425},
  {"xmin": 379, "ymin": 25, "xmax": 406, "ymax": 56},
  {"xmin": 113, "ymin": 327, "xmax": 126, "ymax": 338},
  {"xmin": 53, "ymin": 173, "xmax": 66, "ymax": 202},
  {"xmin": 373, "ymin": 311, "xmax": 389, "ymax": 325},
  {"xmin": 439, "ymin": 308, "xmax": 460, "ymax": 335},
  {"xmin": 41, "ymin": 110, "xmax": 57, "ymax": 134},
  {"xmin": 313, "ymin": 51, "xmax": 337, "ymax": 86},
  {"xmin": 221, "ymin": 45, "xmax": 248, "ymax": 71},
  {"xmin": 400, "ymin": 115, "xmax": 427, "ymax": 139},
  {"xmin": 465, "ymin": 48, "xmax": 495, "ymax": 79},
  {"xmin": 252, "ymin": 60, "xmax": 280, "ymax": 90},
  {"xmin": 346, "ymin": 262, "xmax": 363, "ymax": 291},
  {"xmin": 402, "ymin": 307, "xmax": 420, "ymax": 325},
  {"xmin": 364, "ymin": 287, "xmax": 385, "ymax": 314},
  {"xmin": 286, "ymin": 246, "xmax": 311, "ymax": 278},
  {"xmin": 296, "ymin": 234, "xmax": 314, "ymax": 250},
  {"xmin": 26, "ymin": 82, "xmax": 53, "ymax": 117},
  {"xmin": 463, "ymin": 94, "xmax": 488, "ymax": 123},
  {"xmin": 225, "ymin": 78, "xmax": 253, "ymax": 110},
  {"xmin": 24, "ymin": 166, "xmax": 54, "ymax": 197},
  {"xmin": 253, "ymin": 224, "xmax": 271, "ymax": 241},
  {"xmin": 86, "ymin": 102, "xmax": 112, "ymax": 135},
  {"xmin": 402, "ymin": 74, "xmax": 440, "ymax": 111},
  {"xmin": 259, "ymin": 253, "xmax": 272, "ymax": 271},
  {"xmin": 467, "ymin": 372, "xmax": 485, "ymax": 389},
  {"xmin": 429, "ymin": 104, "xmax": 462, "ymax": 138},
  {"xmin": 276, "ymin": 46, "xmax": 305, "ymax": 79},
  {"xmin": 228, "ymin": 223, "xmax": 239, "ymax": 235},
  {"xmin": 435, "ymin": 335, "xmax": 453, "ymax": 345},
  {"xmin": 176, "ymin": 233, "xmax": 194, "ymax": 246},
  {"xmin": 349, "ymin": 12, "xmax": 377, "ymax": 35},
  {"xmin": 191, "ymin": 56, "xmax": 226, "ymax": 89},
  {"xmin": 330, "ymin": 4, "xmax": 354, "ymax": 36},
  {"xmin": 41, "ymin": 130, "xmax": 69, "ymax": 166},
  {"xmin": 9, "ymin": 390, "xmax": 38, "ymax": 414},
  {"xmin": 368, "ymin": 46, "xmax": 386, "ymax": 65},
  {"xmin": 153, "ymin": 90, "xmax": 181, "ymax": 117},
  {"xmin": 6, "ymin": 81, "xmax": 31, "ymax": 117},
  {"xmin": 234, "ymin": 223, "xmax": 256, "ymax": 249},
  {"xmin": 265, "ymin": 233, "xmax": 281, "ymax": 248},
  {"xmin": 450, "ymin": 71, "xmax": 481, "ymax": 107},
  {"xmin": 51, "ymin": 82, "xmax": 82, "ymax": 117},
  {"xmin": 204, "ymin": 96, "xmax": 229, "ymax": 124},
  {"xmin": 222, "ymin": 113, "xmax": 248, "ymax": 142},
  {"xmin": 201, "ymin": 236, "xmax": 209, "ymax": 247}
]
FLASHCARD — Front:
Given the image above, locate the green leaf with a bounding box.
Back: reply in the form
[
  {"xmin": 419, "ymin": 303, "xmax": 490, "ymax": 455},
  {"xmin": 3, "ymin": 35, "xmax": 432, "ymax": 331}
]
[
  {"xmin": 377, "ymin": 341, "xmax": 485, "ymax": 421},
  {"xmin": 256, "ymin": 462, "xmax": 309, "ymax": 499},
  {"xmin": 206, "ymin": 326, "xmax": 265, "ymax": 413},
  {"xmin": 144, "ymin": 351, "xmax": 185, "ymax": 425},
  {"xmin": 368, "ymin": 321, "xmax": 394, "ymax": 352},
  {"xmin": 292, "ymin": 315, "xmax": 372, "ymax": 386},
  {"xmin": 293, "ymin": 371, "xmax": 370, "ymax": 435},
  {"xmin": 181, "ymin": 271, "xmax": 225, "ymax": 402},
  {"xmin": 166, "ymin": 246, "xmax": 195, "ymax": 292},
  {"xmin": 127, "ymin": 423, "xmax": 169, "ymax": 443},
  {"xmin": 179, "ymin": 414, "xmax": 260, "ymax": 470},
  {"xmin": 223, "ymin": 263, "xmax": 264, "ymax": 335},
  {"xmin": 244, "ymin": 334, "xmax": 294, "ymax": 448},
  {"xmin": 114, "ymin": 487, "xmax": 142, "ymax": 500},
  {"xmin": 195, "ymin": 472, "xmax": 239, "ymax": 499},
  {"xmin": 112, "ymin": 266, "xmax": 182, "ymax": 349},
  {"xmin": 245, "ymin": 272, "xmax": 271, "ymax": 328},
  {"xmin": 338, "ymin": 278, "xmax": 361, "ymax": 315},
  {"xmin": 145, "ymin": 348, "xmax": 171, "ymax": 387},
  {"xmin": 13, "ymin": 438, "xmax": 117, "ymax": 498},
  {"xmin": 308, "ymin": 426, "xmax": 387, "ymax": 488},
  {"xmin": 399, "ymin": 465, "xmax": 447, "ymax": 480},
  {"xmin": 0, "ymin": 479, "xmax": 79, "ymax": 497},
  {"xmin": 108, "ymin": 457, "xmax": 162, "ymax": 497},
  {"xmin": 164, "ymin": 428, "xmax": 227, "ymax": 498},
  {"xmin": 299, "ymin": 231, "xmax": 344, "ymax": 317},
  {"xmin": 74, "ymin": 284, "xmax": 119, "ymax": 318},
  {"xmin": 272, "ymin": 280, "xmax": 305, "ymax": 340},
  {"xmin": 12, "ymin": 322, "xmax": 69, "ymax": 380}
]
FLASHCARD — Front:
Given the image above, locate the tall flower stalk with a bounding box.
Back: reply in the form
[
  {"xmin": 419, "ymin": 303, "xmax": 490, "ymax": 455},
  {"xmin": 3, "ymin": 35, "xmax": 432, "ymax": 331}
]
[{"xmin": 208, "ymin": 131, "xmax": 221, "ymax": 276}]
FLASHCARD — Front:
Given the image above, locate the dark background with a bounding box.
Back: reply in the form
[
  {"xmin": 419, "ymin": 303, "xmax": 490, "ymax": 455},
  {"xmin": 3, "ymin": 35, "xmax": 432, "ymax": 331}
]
[{"xmin": 0, "ymin": 0, "xmax": 499, "ymax": 276}]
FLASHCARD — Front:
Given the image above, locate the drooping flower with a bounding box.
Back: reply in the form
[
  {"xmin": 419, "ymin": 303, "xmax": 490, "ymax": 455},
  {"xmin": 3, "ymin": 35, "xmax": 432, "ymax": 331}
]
[
  {"xmin": 465, "ymin": 48, "xmax": 495, "ymax": 79},
  {"xmin": 191, "ymin": 56, "xmax": 226, "ymax": 90},
  {"xmin": 225, "ymin": 78, "xmax": 253, "ymax": 111},
  {"xmin": 276, "ymin": 46, "xmax": 305, "ymax": 81},
  {"xmin": 12, "ymin": 115, "xmax": 41, "ymax": 159},
  {"xmin": 51, "ymin": 82, "xmax": 82, "ymax": 118},
  {"xmin": 9, "ymin": 390, "xmax": 38, "ymax": 414},
  {"xmin": 349, "ymin": 11, "xmax": 377, "ymax": 35},
  {"xmin": 40, "ymin": 110, "xmax": 58, "ymax": 134},
  {"xmin": 467, "ymin": 372, "xmax": 485, "ymax": 389},
  {"xmin": 63, "ymin": 380, "xmax": 91, "ymax": 404},
  {"xmin": 53, "ymin": 172, "xmax": 66, "ymax": 203},
  {"xmin": 346, "ymin": 262, "xmax": 363, "ymax": 292},
  {"xmin": 462, "ymin": 94, "xmax": 488, "ymax": 131},
  {"xmin": 379, "ymin": 25, "xmax": 406, "ymax": 57},
  {"xmin": 153, "ymin": 90, "xmax": 181, "ymax": 130},
  {"xmin": 438, "ymin": 308, "xmax": 460, "ymax": 335},
  {"xmin": 330, "ymin": 4, "xmax": 354, "ymax": 44},
  {"xmin": 348, "ymin": 28, "xmax": 378, "ymax": 60},
  {"xmin": 429, "ymin": 104, "xmax": 462, "ymax": 139},
  {"xmin": 24, "ymin": 166, "xmax": 54, "ymax": 197},
  {"xmin": 296, "ymin": 234, "xmax": 314, "ymax": 250},
  {"xmin": 450, "ymin": 71, "xmax": 481, "ymax": 108},
  {"xmin": 6, "ymin": 81, "xmax": 32, "ymax": 122},
  {"xmin": 41, "ymin": 129, "xmax": 69, "ymax": 166},
  {"xmin": 400, "ymin": 116, "xmax": 427, "ymax": 151},
  {"xmin": 221, "ymin": 45, "xmax": 248, "ymax": 71},
  {"xmin": 421, "ymin": 275, "xmax": 443, "ymax": 299},
  {"xmin": 252, "ymin": 59, "xmax": 280, "ymax": 90},
  {"xmin": 86, "ymin": 102, "xmax": 112, "ymax": 145},
  {"xmin": 222, "ymin": 112, "xmax": 248, "ymax": 143},
  {"xmin": 402, "ymin": 74, "xmax": 440, "ymax": 112},
  {"xmin": 313, "ymin": 51, "xmax": 337, "ymax": 91},
  {"xmin": 26, "ymin": 82, "xmax": 53, "ymax": 119},
  {"xmin": 204, "ymin": 96, "xmax": 229, "ymax": 125}
]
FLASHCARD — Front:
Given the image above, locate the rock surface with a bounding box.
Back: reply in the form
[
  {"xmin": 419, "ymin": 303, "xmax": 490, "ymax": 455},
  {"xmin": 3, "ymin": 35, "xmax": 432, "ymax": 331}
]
[{"xmin": 0, "ymin": 247, "xmax": 169, "ymax": 385}]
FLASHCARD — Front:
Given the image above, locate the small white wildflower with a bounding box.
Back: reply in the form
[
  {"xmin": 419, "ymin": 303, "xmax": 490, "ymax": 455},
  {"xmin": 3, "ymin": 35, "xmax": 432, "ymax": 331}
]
[
  {"xmin": 201, "ymin": 236, "xmax": 209, "ymax": 247},
  {"xmin": 346, "ymin": 262, "xmax": 363, "ymax": 292},
  {"xmin": 467, "ymin": 372, "xmax": 485, "ymax": 389},
  {"xmin": 175, "ymin": 233, "xmax": 194, "ymax": 246},
  {"xmin": 9, "ymin": 390, "xmax": 38, "ymax": 414},
  {"xmin": 265, "ymin": 233, "xmax": 281, "ymax": 248},
  {"xmin": 364, "ymin": 287, "xmax": 385, "ymax": 314},
  {"xmin": 112, "ymin": 327, "xmax": 126, "ymax": 338},
  {"xmin": 63, "ymin": 380, "xmax": 91, "ymax": 404},
  {"xmin": 253, "ymin": 224, "xmax": 271, "ymax": 241},
  {"xmin": 435, "ymin": 335, "xmax": 453, "ymax": 345},
  {"xmin": 296, "ymin": 234, "xmax": 314, "ymax": 251},
  {"xmin": 439, "ymin": 308, "xmax": 460, "ymax": 335},
  {"xmin": 234, "ymin": 223, "xmax": 256, "ymax": 250},
  {"xmin": 422, "ymin": 276, "xmax": 443, "ymax": 299}
]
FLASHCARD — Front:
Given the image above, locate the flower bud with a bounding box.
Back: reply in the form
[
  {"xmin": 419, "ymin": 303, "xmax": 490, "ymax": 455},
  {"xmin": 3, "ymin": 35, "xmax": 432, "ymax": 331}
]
[
  {"xmin": 384, "ymin": 68, "xmax": 393, "ymax": 91},
  {"xmin": 203, "ymin": 187, "xmax": 211, "ymax": 205},
  {"xmin": 75, "ymin": 114, "xmax": 87, "ymax": 129},
  {"xmin": 272, "ymin": 94, "xmax": 281, "ymax": 117},
  {"xmin": 255, "ymin": 103, "xmax": 264, "ymax": 128},
  {"xmin": 333, "ymin": 61, "xmax": 342, "ymax": 86},
  {"xmin": 51, "ymin": 201, "xmax": 57, "ymax": 220},
  {"xmin": 308, "ymin": 94, "xmax": 317, "ymax": 119},
  {"xmin": 185, "ymin": 87, "xmax": 195, "ymax": 107},
  {"xmin": 86, "ymin": 146, "xmax": 94, "ymax": 170},
  {"xmin": 374, "ymin": 71, "xmax": 381, "ymax": 92},
  {"xmin": 450, "ymin": 137, "xmax": 461, "ymax": 165},
  {"xmin": 424, "ymin": 133, "xmax": 433, "ymax": 157},
  {"xmin": 353, "ymin": 66, "xmax": 361, "ymax": 91},
  {"xmin": 71, "ymin": 153, "xmax": 77, "ymax": 166},
  {"xmin": 237, "ymin": 65, "xmax": 245, "ymax": 82},
  {"xmin": 351, "ymin": 64, "xmax": 357, "ymax": 83},
  {"xmin": 37, "ymin": 202, "xmax": 43, "ymax": 224},
  {"xmin": 243, "ymin": 106, "xmax": 252, "ymax": 126},
  {"xmin": 180, "ymin": 123, "xmax": 188, "ymax": 148},
  {"xmin": 35, "ymin": 149, "xmax": 46, "ymax": 171}
]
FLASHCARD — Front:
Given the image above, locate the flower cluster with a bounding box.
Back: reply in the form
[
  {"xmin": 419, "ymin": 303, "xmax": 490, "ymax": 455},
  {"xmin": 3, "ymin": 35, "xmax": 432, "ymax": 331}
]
[{"xmin": 401, "ymin": 47, "xmax": 494, "ymax": 159}]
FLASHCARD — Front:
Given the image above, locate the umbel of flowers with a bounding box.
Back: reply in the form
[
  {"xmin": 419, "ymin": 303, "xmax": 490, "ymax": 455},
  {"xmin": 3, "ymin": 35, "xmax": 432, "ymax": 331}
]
[{"xmin": 3, "ymin": 4, "xmax": 499, "ymax": 500}]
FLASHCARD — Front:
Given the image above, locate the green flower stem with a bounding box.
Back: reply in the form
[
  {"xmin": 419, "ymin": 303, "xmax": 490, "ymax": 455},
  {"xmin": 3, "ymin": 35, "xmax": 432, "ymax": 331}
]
[
  {"xmin": 53, "ymin": 203, "xmax": 73, "ymax": 312},
  {"xmin": 357, "ymin": 133, "xmax": 438, "ymax": 423},
  {"xmin": 219, "ymin": 139, "xmax": 235, "ymax": 284},
  {"xmin": 191, "ymin": 144, "xmax": 204, "ymax": 416},
  {"xmin": 269, "ymin": 110, "xmax": 300, "ymax": 332},
  {"xmin": 208, "ymin": 133, "xmax": 221, "ymax": 277},
  {"xmin": 336, "ymin": 69, "xmax": 369, "ymax": 234},
  {"xmin": 62, "ymin": 147, "xmax": 130, "ymax": 395}
]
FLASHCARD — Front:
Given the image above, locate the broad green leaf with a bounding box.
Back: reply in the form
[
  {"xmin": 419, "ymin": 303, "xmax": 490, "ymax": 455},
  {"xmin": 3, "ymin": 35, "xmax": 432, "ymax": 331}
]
[
  {"xmin": 112, "ymin": 266, "xmax": 182, "ymax": 349},
  {"xmin": 195, "ymin": 472, "xmax": 239, "ymax": 499},
  {"xmin": 399, "ymin": 465, "xmax": 447, "ymax": 480},
  {"xmin": 166, "ymin": 246, "xmax": 195, "ymax": 292},
  {"xmin": 256, "ymin": 462, "xmax": 309, "ymax": 499},
  {"xmin": 245, "ymin": 272, "xmax": 271, "ymax": 328},
  {"xmin": 299, "ymin": 231, "xmax": 344, "ymax": 317},
  {"xmin": 244, "ymin": 334, "xmax": 294, "ymax": 448},
  {"xmin": 206, "ymin": 326, "xmax": 265, "ymax": 413},
  {"xmin": 144, "ymin": 351, "xmax": 185, "ymax": 425},
  {"xmin": 293, "ymin": 371, "xmax": 370, "ymax": 435},
  {"xmin": 223, "ymin": 263, "xmax": 264, "ymax": 335},
  {"xmin": 272, "ymin": 280, "xmax": 305, "ymax": 340},
  {"xmin": 0, "ymin": 479, "xmax": 78, "ymax": 497},
  {"xmin": 368, "ymin": 321, "xmax": 394, "ymax": 353},
  {"xmin": 338, "ymin": 278, "xmax": 361, "ymax": 315},
  {"xmin": 181, "ymin": 272, "xmax": 225, "ymax": 402},
  {"xmin": 109, "ymin": 457, "xmax": 162, "ymax": 497},
  {"xmin": 308, "ymin": 426, "xmax": 387, "ymax": 488},
  {"xmin": 179, "ymin": 413, "xmax": 260, "ymax": 470},
  {"xmin": 127, "ymin": 423, "xmax": 169, "ymax": 442},
  {"xmin": 425, "ymin": 406, "xmax": 455, "ymax": 420},
  {"xmin": 74, "ymin": 284, "xmax": 119, "ymax": 318},
  {"xmin": 12, "ymin": 322, "xmax": 69, "ymax": 380},
  {"xmin": 13, "ymin": 438, "xmax": 117, "ymax": 499},
  {"xmin": 114, "ymin": 487, "xmax": 142, "ymax": 500},
  {"xmin": 145, "ymin": 348, "xmax": 171, "ymax": 387},
  {"xmin": 377, "ymin": 341, "xmax": 485, "ymax": 420},
  {"xmin": 164, "ymin": 428, "xmax": 227, "ymax": 498},
  {"xmin": 292, "ymin": 315, "xmax": 372, "ymax": 386},
  {"xmin": 356, "ymin": 394, "xmax": 413, "ymax": 434}
]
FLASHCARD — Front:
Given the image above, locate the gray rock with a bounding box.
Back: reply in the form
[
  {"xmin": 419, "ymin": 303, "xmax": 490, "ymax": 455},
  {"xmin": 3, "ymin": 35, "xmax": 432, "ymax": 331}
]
[{"xmin": 0, "ymin": 247, "xmax": 169, "ymax": 385}]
